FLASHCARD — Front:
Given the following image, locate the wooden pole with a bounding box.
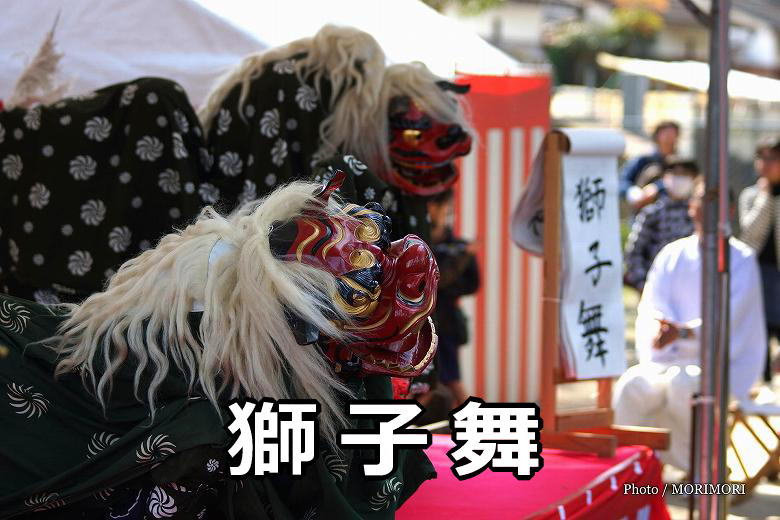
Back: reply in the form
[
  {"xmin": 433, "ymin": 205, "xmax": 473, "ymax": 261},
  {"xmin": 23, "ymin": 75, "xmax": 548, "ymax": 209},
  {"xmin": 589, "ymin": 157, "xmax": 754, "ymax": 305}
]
[
  {"xmin": 541, "ymin": 132, "xmax": 565, "ymax": 432},
  {"xmin": 695, "ymin": 1, "xmax": 731, "ymax": 518}
]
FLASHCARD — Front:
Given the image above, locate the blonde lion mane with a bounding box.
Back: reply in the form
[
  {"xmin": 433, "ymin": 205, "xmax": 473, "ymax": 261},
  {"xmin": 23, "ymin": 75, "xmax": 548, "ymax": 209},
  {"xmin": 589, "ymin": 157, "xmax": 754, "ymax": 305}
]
[
  {"xmin": 52, "ymin": 182, "xmax": 355, "ymax": 446},
  {"xmin": 198, "ymin": 24, "xmax": 471, "ymax": 181}
]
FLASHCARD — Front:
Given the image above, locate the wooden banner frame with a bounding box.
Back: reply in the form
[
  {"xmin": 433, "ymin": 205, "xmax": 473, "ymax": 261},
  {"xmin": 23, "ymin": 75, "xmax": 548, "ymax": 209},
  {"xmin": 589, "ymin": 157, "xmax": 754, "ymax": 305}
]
[{"xmin": 538, "ymin": 132, "xmax": 669, "ymax": 458}]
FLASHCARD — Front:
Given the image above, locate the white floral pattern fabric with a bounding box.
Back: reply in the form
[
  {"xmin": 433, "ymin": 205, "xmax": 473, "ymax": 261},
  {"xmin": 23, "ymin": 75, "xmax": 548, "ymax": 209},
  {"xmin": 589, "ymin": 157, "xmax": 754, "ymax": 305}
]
[
  {"xmin": 7, "ymin": 382, "xmax": 49, "ymax": 418},
  {"xmin": 158, "ymin": 169, "xmax": 182, "ymax": 194},
  {"xmin": 259, "ymin": 108, "xmax": 280, "ymax": 138},
  {"xmin": 295, "ymin": 85, "xmax": 318, "ymax": 112},
  {"xmin": 136, "ymin": 136, "xmax": 164, "ymax": 161},
  {"xmin": 87, "ymin": 432, "xmax": 120, "ymax": 458},
  {"xmin": 136, "ymin": 434, "xmax": 176, "ymax": 464},
  {"xmin": 148, "ymin": 486, "xmax": 177, "ymax": 518},
  {"xmin": 80, "ymin": 199, "xmax": 107, "ymax": 226},
  {"xmin": 0, "ymin": 78, "xmax": 207, "ymax": 302},
  {"xmin": 0, "ymin": 300, "xmax": 30, "ymax": 333},
  {"xmin": 67, "ymin": 251, "xmax": 93, "ymax": 276},
  {"xmin": 69, "ymin": 155, "xmax": 97, "ymax": 181},
  {"xmin": 218, "ymin": 152, "xmax": 243, "ymax": 177},
  {"xmin": 108, "ymin": 227, "xmax": 132, "ymax": 253},
  {"xmin": 3, "ymin": 154, "xmax": 23, "ymax": 180},
  {"xmin": 84, "ymin": 117, "xmax": 112, "ymax": 142},
  {"xmin": 28, "ymin": 183, "xmax": 50, "ymax": 209},
  {"xmin": 23, "ymin": 108, "xmax": 41, "ymax": 131},
  {"xmin": 271, "ymin": 139, "xmax": 288, "ymax": 167}
]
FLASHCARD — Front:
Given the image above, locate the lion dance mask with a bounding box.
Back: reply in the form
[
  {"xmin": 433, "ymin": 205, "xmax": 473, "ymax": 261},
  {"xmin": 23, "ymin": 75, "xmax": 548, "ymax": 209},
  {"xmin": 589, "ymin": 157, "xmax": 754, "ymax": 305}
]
[
  {"xmin": 386, "ymin": 82, "xmax": 473, "ymax": 196},
  {"xmin": 270, "ymin": 171, "xmax": 440, "ymax": 377}
]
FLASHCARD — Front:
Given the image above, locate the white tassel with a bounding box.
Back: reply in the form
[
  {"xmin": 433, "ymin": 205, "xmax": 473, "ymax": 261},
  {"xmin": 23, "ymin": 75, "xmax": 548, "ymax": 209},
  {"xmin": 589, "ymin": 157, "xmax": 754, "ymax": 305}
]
[{"xmin": 6, "ymin": 13, "xmax": 70, "ymax": 109}]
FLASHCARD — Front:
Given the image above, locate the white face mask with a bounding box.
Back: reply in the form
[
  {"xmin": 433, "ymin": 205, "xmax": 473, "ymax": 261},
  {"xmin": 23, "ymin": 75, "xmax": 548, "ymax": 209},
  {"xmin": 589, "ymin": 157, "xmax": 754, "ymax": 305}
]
[{"xmin": 663, "ymin": 174, "xmax": 694, "ymax": 199}]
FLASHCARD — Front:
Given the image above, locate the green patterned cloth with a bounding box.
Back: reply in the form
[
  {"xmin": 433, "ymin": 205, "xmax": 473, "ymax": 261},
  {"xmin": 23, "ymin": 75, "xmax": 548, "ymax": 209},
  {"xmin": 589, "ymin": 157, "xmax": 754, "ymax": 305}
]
[{"xmin": 0, "ymin": 294, "xmax": 434, "ymax": 519}]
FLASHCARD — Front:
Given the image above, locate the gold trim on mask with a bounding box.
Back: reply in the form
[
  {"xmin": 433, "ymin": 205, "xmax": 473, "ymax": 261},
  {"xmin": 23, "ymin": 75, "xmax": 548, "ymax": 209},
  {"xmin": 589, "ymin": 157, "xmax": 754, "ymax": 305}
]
[
  {"xmin": 361, "ymin": 317, "xmax": 438, "ymax": 373},
  {"xmin": 321, "ymin": 220, "xmax": 344, "ymax": 259},
  {"xmin": 296, "ymin": 219, "xmax": 321, "ymax": 262},
  {"xmin": 334, "ymin": 292, "xmax": 380, "ymax": 317},
  {"xmin": 399, "ymin": 289, "xmax": 425, "ymax": 305},
  {"xmin": 342, "ymin": 306, "xmax": 392, "ymax": 332},
  {"xmin": 349, "ymin": 249, "xmax": 376, "ymax": 269},
  {"xmin": 340, "ymin": 276, "xmax": 381, "ymax": 299},
  {"xmin": 403, "ymin": 129, "xmax": 422, "ymax": 146},
  {"xmin": 333, "ymin": 275, "xmax": 381, "ymax": 318},
  {"xmin": 397, "ymin": 295, "xmax": 436, "ymax": 337},
  {"xmin": 345, "ymin": 204, "xmax": 379, "ymax": 217},
  {"xmin": 356, "ymin": 220, "xmax": 381, "ymax": 243},
  {"xmin": 413, "ymin": 317, "xmax": 438, "ymax": 371}
]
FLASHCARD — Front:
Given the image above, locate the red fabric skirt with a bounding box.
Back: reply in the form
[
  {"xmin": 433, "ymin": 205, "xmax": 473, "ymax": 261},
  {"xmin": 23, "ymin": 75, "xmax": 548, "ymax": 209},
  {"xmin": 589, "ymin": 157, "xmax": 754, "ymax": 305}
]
[{"xmin": 398, "ymin": 435, "xmax": 670, "ymax": 519}]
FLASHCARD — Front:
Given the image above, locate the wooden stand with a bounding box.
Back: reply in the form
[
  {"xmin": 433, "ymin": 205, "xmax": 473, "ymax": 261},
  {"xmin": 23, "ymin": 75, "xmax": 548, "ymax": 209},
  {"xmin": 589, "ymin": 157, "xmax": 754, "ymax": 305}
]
[{"xmin": 538, "ymin": 132, "xmax": 669, "ymax": 457}]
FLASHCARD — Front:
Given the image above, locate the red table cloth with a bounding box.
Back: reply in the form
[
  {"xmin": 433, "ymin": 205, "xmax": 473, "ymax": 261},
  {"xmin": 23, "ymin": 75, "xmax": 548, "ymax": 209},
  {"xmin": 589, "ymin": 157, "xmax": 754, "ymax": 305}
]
[{"xmin": 398, "ymin": 435, "xmax": 670, "ymax": 519}]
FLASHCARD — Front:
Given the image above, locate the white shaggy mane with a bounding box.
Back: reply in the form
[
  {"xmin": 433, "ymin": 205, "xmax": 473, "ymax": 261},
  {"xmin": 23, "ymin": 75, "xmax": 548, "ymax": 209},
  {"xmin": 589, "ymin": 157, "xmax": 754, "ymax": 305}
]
[
  {"xmin": 198, "ymin": 24, "xmax": 471, "ymax": 178},
  {"xmin": 53, "ymin": 182, "xmax": 355, "ymax": 445}
]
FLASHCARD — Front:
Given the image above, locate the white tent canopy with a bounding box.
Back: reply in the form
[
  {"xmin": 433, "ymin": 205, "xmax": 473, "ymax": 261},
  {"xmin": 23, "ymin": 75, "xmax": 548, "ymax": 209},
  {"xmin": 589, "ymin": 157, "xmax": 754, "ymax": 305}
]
[
  {"xmin": 598, "ymin": 52, "xmax": 780, "ymax": 103},
  {"xmin": 0, "ymin": 0, "xmax": 265, "ymax": 108},
  {"xmin": 193, "ymin": 0, "xmax": 527, "ymax": 78},
  {"xmin": 1, "ymin": 0, "xmax": 528, "ymax": 108}
]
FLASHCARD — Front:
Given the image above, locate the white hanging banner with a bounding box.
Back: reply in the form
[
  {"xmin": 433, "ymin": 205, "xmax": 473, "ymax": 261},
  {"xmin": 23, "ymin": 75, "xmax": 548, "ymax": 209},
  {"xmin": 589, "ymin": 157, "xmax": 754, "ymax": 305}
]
[{"xmin": 558, "ymin": 128, "xmax": 626, "ymax": 379}]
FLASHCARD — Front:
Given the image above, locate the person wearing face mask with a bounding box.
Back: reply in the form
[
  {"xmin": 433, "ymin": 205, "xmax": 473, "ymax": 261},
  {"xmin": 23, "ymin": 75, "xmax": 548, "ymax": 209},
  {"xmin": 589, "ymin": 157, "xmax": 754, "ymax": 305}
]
[
  {"xmin": 620, "ymin": 121, "xmax": 681, "ymax": 212},
  {"xmin": 739, "ymin": 137, "xmax": 780, "ymax": 383},
  {"xmin": 624, "ymin": 158, "xmax": 698, "ymax": 292}
]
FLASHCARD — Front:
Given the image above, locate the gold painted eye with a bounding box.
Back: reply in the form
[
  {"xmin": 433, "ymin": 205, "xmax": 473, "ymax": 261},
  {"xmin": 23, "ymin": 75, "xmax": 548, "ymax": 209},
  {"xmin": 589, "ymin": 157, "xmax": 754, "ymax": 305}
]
[
  {"xmin": 356, "ymin": 220, "xmax": 382, "ymax": 243},
  {"xmin": 333, "ymin": 276, "xmax": 381, "ymax": 318},
  {"xmin": 403, "ymin": 129, "xmax": 422, "ymax": 145},
  {"xmin": 349, "ymin": 249, "xmax": 376, "ymax": 269}
]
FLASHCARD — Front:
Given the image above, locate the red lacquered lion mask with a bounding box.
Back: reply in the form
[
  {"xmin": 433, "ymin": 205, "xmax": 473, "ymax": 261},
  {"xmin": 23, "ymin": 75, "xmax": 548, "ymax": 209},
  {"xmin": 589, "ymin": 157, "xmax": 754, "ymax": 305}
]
[
  {"xmin": 269, "ymin": 171, "xmax": 439, "ymax": 377},
  {"xmin": 386, "ymin": 82, "xmax": 472, "ymax": 196}
]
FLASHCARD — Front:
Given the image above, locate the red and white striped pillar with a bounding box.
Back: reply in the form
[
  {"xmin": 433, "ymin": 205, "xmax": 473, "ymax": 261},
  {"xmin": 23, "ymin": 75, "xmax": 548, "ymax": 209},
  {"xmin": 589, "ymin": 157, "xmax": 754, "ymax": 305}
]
[{"xmin": 454, "ymin": 74, "xmax": 550, "ymax": 403}]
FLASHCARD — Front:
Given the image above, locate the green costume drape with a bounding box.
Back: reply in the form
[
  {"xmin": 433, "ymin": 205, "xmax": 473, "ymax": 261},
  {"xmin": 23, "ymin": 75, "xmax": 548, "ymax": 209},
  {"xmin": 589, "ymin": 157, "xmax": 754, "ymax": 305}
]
[{"xmin": 0, "ymin": 294, "xmax": 434, "ymax": 519}]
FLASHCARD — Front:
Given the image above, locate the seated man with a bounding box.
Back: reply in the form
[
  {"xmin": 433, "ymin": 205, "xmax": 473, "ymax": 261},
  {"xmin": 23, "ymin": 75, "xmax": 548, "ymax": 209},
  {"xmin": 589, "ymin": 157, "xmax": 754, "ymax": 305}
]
[{"xmin": 613, "ymin": 177, "xmax": 766, "ymax": 472}]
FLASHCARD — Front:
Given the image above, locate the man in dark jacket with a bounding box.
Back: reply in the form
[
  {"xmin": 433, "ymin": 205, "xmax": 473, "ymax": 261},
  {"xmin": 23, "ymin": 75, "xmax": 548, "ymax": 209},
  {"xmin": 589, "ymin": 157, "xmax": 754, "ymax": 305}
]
[
  {"xmin": 620, "ymin": 121, "xmax": 680, "ymax": 212},
  {"xmin": 427, "ymin": 190, "xmax": 480, "ymax": 407}
]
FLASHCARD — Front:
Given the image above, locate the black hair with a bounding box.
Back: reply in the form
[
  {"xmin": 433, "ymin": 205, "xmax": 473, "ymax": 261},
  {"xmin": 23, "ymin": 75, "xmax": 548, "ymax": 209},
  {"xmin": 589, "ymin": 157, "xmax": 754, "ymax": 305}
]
[
  {"xmin": 652, "ymin": 121, "xmax": 680, "ymax": 141},
  {"xmin": 755, "ymin": 136, "xmax": 780, "ymax": 156},
  {"xmin": 664, "ymin": 157, "xmax": 699, "ymax": 175}
]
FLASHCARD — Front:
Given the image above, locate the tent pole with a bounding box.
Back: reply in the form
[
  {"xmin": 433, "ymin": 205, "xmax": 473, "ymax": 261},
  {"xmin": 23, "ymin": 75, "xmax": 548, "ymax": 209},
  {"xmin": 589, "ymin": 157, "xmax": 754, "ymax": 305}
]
[{"xmin": 694, "ymin": 0, "xmax": 731, "ymax": 519}]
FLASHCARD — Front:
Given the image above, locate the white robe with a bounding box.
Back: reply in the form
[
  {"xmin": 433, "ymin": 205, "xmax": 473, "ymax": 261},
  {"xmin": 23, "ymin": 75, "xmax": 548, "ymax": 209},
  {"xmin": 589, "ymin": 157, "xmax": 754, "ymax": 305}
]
[{"xmin": 613, "ymin": 235, "xmax": 766, "ymax": 471}]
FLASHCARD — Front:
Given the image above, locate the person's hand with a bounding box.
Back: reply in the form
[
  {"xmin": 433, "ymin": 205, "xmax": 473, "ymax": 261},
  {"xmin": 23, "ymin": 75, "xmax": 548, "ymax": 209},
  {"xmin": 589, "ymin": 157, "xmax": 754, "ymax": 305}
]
[
  {"xmin": 642, "ymin": 183, "xmax": 659, "ymax": 202},
  {"xmin": 758, "ymin": 176, "xmax": 771, "ymax": 193},
  {"xmin": 629, "ymin": 184, "xmax": 659, "ymax": 210},
  {"xmin": 653, "ymin": 319, "xmax": 679, "ymax": 350}
]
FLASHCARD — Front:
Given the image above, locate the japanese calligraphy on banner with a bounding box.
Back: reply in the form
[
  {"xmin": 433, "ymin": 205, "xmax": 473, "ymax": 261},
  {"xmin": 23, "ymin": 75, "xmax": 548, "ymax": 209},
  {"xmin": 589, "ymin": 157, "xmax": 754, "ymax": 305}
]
[
  {"xmin": 511, "ymin": 129, "xmax": 626, "ymax": 380},
  {"xmin": 559, "ymin": 129, "xmax": 626, "ymax": 379}
]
